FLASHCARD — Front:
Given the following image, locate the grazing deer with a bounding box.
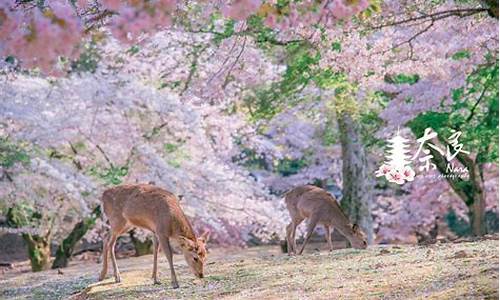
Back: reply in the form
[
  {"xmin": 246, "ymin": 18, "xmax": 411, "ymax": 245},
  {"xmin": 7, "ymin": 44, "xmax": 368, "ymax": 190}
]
[
  {"xmin": 98, "ymin": 184, "xmax": 210, "ymax": 289},
  {"xmin": 285, "ymin": 185, "xmax": 367, "ymax": 255}
]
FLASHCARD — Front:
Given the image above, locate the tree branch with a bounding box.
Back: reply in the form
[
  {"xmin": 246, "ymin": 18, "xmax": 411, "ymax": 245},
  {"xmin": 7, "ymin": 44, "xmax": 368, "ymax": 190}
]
[
  {"xmin": 465, "ymin": 74, "xmax": 494, "ymax": 123},
  {"xmin": 426, "ymin": 145, "xmax": 473, "ymax": 205},
  {"xmin": 180, "ymin": 44, "xmax": 209, "ymax": 96},
  {"xmin": 84, "ymin": 10, "xmax": 115, "ymax": 34},
  {"xmin": 371, "ymin": 8, "xmax": 489, "ymax": 30},
  {"xmin": 94, "ymin": 144, "xmax": 114, "ymax": 168},
  {"xmin": 222, "ymin": 37, "xmax": 247, "ymax": 89},
  {"xmin": 188, "ymin": 28, "xmax": 304, "ymax": 47}
]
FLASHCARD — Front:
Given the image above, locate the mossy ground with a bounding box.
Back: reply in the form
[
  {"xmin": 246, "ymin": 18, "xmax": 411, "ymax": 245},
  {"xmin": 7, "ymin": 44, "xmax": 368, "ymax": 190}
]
[{"xmin": 1, "ymin": 239, "xmax": 498, "ymax": 300}]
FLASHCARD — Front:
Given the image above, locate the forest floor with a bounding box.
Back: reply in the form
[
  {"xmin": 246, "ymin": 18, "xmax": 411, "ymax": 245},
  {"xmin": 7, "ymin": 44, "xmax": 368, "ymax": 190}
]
[{"xmin": 0, "ymin": 238, "xmax": 498, "ymax": 300}]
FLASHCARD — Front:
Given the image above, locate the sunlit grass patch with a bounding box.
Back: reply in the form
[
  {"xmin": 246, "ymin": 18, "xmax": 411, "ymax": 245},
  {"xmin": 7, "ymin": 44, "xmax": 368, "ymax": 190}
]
[{"xmin": 1, "ymin": 240, "xmax": 498, "ymax": 300}]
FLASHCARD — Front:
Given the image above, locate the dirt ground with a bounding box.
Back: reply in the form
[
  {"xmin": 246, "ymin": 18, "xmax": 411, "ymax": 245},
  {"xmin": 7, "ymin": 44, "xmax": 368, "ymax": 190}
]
[{"xmin": 0, "ymin": 239, "xmax": 498, "ymax": 300}]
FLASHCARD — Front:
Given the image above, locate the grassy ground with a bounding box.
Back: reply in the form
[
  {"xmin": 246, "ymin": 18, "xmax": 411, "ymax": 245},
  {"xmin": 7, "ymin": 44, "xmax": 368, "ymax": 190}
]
[{"xmin": 1, "ymin": 239, "xmax": 498, "ymax": 300}]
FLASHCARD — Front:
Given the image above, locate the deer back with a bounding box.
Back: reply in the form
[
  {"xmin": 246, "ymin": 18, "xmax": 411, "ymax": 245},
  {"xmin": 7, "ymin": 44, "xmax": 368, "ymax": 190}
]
[
  {"xmin": 102, "ymin": 184, "xmax": 195, "ymax": 239},
  {"xmin": 286, "ymin": 185, "xmax": 351, "ymax": 227}
]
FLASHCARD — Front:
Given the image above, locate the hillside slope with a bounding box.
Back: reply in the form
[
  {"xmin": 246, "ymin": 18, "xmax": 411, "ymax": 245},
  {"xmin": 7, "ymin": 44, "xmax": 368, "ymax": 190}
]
[{"xmin": 1, "ymin": 239, "xmax": 498, "ymax": 299}]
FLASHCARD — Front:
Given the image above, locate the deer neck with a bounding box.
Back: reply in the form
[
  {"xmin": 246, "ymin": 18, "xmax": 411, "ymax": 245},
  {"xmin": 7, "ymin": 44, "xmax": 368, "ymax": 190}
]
[
  {"xmin": 330, "ymin": 203, "xmax": 355, "ymax": 242},
  {"xmin": 173, "ymin": 213, "xmax": 196, "ymax": 240}
]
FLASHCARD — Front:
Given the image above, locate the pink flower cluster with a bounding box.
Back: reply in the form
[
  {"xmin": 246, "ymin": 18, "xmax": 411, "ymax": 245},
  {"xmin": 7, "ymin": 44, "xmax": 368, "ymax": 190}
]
[
  {"xmin": 0, "ymin": 1, "xmax": 83, "ymax": 75},
  {"xmin": 0, "ymin": 0, "xmax": 179, "ymax": 73},
  {"xmin": 262, "ymin": 0, "xmax": 369, "ymax": 30},
  {"xmin": 327, "ymin": 0, "xmax": 369, "ymax": 19},
  {"xmin": 222, "ymin": 0, "xmax": 261, "ymax": 21},
  {"xmin": 108, "ymin": 0, "xmax": 177, "ymax": 44},
  {"xmin": 0, "ymin": 0, "xmax": 370, "ymax": 74},
  {"xmin": 375, "ymin": 164, "xmax": 416, "ymax": 185}
]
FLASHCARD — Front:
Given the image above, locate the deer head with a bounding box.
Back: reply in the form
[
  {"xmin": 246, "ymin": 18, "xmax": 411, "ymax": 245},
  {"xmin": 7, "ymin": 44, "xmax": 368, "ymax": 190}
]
[
  {"xmin": 178, "ymin": 231, "xmax": 210, "ymax": 278},
  {"xmin": 348, "ymin": 224, "xmax": 368, "ymax": 249}
]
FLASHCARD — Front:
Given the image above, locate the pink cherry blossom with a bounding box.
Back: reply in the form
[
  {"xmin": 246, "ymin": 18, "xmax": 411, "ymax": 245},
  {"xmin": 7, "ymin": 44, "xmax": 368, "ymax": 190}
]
[
  {"xmin": 386, "ymin": 169, "xmax": 405, "ymax": 185},
  {"xmin": 76, "ymin": 0, "xmax": 90, "ymax": 9},
  {"xmin": 101, "ymin": 0, "xmax": 122, "ymax": 11},
  {"xmin": 0, "ymin": 0, "xmax": 371, "ymax": 73},
  {"xmin": 1, "ymin": 2, "xmax": 83, "ymax": 75},
  {"xmin": 375, "ymin": 164, "xmax": 392, "ymax": 177},
  {"xmin": 263, "ymin": 13, "xmax": 277, "ymax": 28},
  {"xmin": 0, "ymin": 0, "xmax": 496, "ymax": 247},
  {"xmin": 0, "ymin": 1, "xmax": 19, "ymax": 41},
  {"xmin": 221, "ymin": 0, "xmax": 261, "ymax": 21},
  {"xmin": 402, "ymin": 166, "xmax": 416, "ymax": 182}
]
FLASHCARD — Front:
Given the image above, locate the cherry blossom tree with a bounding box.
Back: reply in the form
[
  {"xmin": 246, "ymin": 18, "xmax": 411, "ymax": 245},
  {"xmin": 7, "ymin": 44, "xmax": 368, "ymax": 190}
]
[
  {"xmin": 0, "ymin": 58, "xmax": 289, "ymax": 268},
  {"xmin": 1, "ymin": 152, "xmax": 97, "ymax": 270},
  {"xmin": 0, "ymin": 0, "xmax": 372, "ymax": 75},
  {"xmin": 0, "ymin": 0, "xmax": 498, "ymax": 272}
]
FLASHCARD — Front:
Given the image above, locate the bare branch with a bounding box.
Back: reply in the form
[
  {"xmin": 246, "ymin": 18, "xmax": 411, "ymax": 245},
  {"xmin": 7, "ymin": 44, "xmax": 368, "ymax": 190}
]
[
  {"xmin": 94, "ymin": 144, "xmax": 114, "ymax": 168},
  {"xmin": 466, "ymin": 74, "xmax": 495, "ymax": 123},
  {"xmin": 371, "ymin": 8, "xmax": 489, "ymax": 30},
  {"xmin": 180, "ymin": 44, "xmax": 209, "ymax": 96},
  {"xmin": 222, "ymin": 37, "xmax": 247, "ymax": 89}
]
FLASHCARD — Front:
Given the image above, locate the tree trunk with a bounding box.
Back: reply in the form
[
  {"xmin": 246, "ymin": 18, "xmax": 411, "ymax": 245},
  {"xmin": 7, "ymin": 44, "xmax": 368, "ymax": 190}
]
[
  {"xmin": 6, "ymin": 206, "xmax": 52, "ymax": 271},
  {"xmin": 23, "ymin": 234, "xmax": 51, "ymax": 272},
  {"xmin": 337, "ymin": 112, "xmax": 374, "ymax": 244},
  {"xmin": 458, "ymin": 157, "xmax": 486, "ymax": 236},
  {"xmin": 470, "ymin": 190, "xmax": 486, "ymax": 236},
  {"xmin": 52, "ymin": 206, "xmax": 101, "ymax": 269},
  {"xmin": 416, "ymin": 139, "xmax": 486, "ymax": 236},
  {"xmin": 484, "ymin": 0, "xmax": 499, "ymax": 18},
  {"xmin": 467, "ymin": 157, "xmax": 487, "ymax": 236},
  {"xmin": 130, "ymin": 230, "xmax": 153, "ymax": 256}
]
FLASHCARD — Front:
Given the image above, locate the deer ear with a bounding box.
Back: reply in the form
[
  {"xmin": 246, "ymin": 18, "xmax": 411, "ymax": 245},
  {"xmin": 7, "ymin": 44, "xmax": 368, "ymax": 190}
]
[
  {"xmin": 178, "ymin": 236, "xmax": 196, "ymax": 250},
  {"xmin": 352, "ymin": 224, "xmax": 359, "ymax": 231},
  {"xmin": 198, "ymin": 230, "xmax": 210, "ymax": 244}
]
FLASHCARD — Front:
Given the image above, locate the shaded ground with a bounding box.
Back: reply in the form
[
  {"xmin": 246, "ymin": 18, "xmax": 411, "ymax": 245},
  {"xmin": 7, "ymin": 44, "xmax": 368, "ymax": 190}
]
[{"xmin": 1, "ymin": 239, "xmax": 498, "ymax": 300}]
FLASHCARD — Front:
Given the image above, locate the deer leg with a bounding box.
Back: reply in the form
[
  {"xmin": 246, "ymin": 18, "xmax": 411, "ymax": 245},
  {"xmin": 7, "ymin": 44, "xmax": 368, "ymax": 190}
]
[
  {"xmin": 290, "ymin": 219, "xmax": 303, "ymax": 255},
  {"xmin": 298, "ymin": 217, "xmax": 318, "ymax": 255},
  {"xmin": 109, "ymin": 233, "xmax": 121, "ymax": 283},
  {"xmin": 108, "ymin": 233, "xmax": 122, "ymax": 283},
  {"xmin": 103, "ymin": 217, "xmax": 129, "ymax": 284},
  {"xmin": 99, "ymin": 233, "xmax": 110, "ymax": 281},
  {"xmin": 325, "ymin": 225, "xmax": 334, "ymax": 252},
  {"xmin": 159, "ymin": 236, "xmax": 179, "ymax": 289},
  {"xmin": 286, "ymin": 222, "xmax": 295, "ymax": 255},
  {"xmin": 152, "ymin": 235, "xmax": 160, "ymax": 284}
]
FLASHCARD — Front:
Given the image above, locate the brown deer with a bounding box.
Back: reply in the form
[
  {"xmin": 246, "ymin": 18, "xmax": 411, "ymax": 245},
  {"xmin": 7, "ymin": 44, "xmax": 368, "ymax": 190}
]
[
  {"xmin": 285, "ymin": 185, "xmax": 367, "ymax": 255},
  {"xmin": 98, "ymin": 184, "xmax": 210, "ymax": 289}
]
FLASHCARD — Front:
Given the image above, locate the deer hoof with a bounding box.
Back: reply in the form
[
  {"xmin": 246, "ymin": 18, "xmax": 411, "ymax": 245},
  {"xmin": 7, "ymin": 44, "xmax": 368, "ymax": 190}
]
[
  {"xmin": 171, "ymin": 282, "xmax": 179, "ymax": 289},
  {"xmin": 153, "ymin": 279, "xmax": 161, "ymax": 285},
  {"xmin": 115, "ymin": 276, "xmax": 121, "ymax": 283}
]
